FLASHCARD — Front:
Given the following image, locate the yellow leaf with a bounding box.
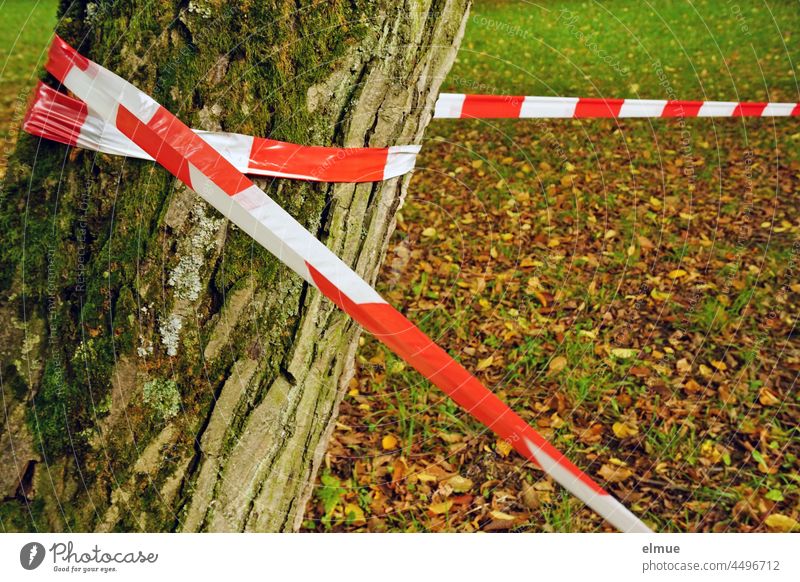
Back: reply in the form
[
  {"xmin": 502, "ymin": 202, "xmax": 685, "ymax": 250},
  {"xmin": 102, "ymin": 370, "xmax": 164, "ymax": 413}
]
[
  {"xmin": 700, "ymin": 440, "xmax": 723, "ymax": 464},
  {"xmin": 649, "ymin": 196, "xmax": 663, "ymax": 209},
  {"xmin": 604, "ymin": 229, "xmax": 617, "ymax": 240},
  {"xmin": 611, "ymin": 348, "xmax": 638, "ymax": 359},
  {"xmin": 612, "ymin": 421, "xmax": 639, "ymax": 438},
  {"xmin": 381, "ymin": 434, "xmax": 398, "ymax": 450},
  {"xmin": 489, "ymin": 510, "xmax": 516, "ymax": 521},
  {"xmin": 759, "ymin": 388, "xmax": 780, "ymax": 406},
  {"xmin": 422, "ymin": 227, "xmax": 437, "ymax": 238},
  {"xmin": 496, "ymin": 439, "xmax": 513, "ymax": 458},
  {"xmin": 476, "ymin": 355, "xmax": 494, "ymax": 371},
  {"xmin": 650, "ymin": 289, "xmax": 671, "ymax": 301},
  {"xmin": 344, "ymin": 503, "xmax": 366, "ymax": 526},
  {"xmin": 471, "ymin": 159, "xmax": 483, "ymax": 169},
  {"xmin": 549, "ymin": 355, "xmax": 568, "ymax": 373},
  {"xmin": 428, "ymin": 500, "xmax": 453, "ymax": 515},
  {"xmin": 598, "ymin": 463, "xmax": 633, "ymax": 483},
  {"xmin": 764, "ymin": 514, "xmax": 799, "ymax": 532},
  {"xmin": 710, "ymin": 360, "xmax": 727, "ymax": 371},
  {"xmin": 668, "ymin": 269, "xmax": 687, "ymax": 279},
  {"xmin": 446, "ymin": 475, "xmax": 474, "ymax": 493}
]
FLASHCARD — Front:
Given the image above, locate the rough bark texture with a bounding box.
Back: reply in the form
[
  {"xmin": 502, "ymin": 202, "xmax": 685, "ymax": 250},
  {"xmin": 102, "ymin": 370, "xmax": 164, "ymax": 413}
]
[{"xmin": 0, "ymin": 0, "xmax": 469, "ymax": 532}]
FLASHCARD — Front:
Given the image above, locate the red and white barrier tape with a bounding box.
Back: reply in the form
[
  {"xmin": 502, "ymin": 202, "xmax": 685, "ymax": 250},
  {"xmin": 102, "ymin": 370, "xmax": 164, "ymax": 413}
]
[
  {"xmin": 26, "ymin": 85, "xmax": 799, "ymax": 188},
  {"xmin": 434, "ymin": 93, "xmax": 800, "ymax": 119},
  {"xmin": 23, "ymin": 82, "xmax": 420, "ymax": 183},
  {"xmin": 42, "ymin": 35, "xmax": 651, "ymax": 533}
]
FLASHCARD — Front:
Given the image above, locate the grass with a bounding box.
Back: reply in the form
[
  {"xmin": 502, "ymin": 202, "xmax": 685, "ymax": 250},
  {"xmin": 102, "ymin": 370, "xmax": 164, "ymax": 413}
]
[
  {"xmin": 0, "ymin": 0, "xmax": 797, "ymax": 534},
  {"xmin": 305, "ymin": 0, "xmax": 800, "ymax": 533},
  {"xmin": 0, "ymin": 0, "xmax": 56, "ymax": 166}
]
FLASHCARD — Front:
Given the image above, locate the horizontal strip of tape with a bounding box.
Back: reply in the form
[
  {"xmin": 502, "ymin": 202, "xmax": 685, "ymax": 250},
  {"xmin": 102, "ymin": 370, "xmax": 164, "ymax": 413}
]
[
  {"xmin": 26, "ymin": 85, "xmax": 798, "ymax": 188},
  {"xmin": 433, "ymin": 93, "xmax": 800, "ymax": 119},
  {"xmin": 23, "ymin": 82, "xmax": 420, "ymax": 183},
  {"xmin": 42, "ymin": 34, "xmax": 651, "ymax": 533}
]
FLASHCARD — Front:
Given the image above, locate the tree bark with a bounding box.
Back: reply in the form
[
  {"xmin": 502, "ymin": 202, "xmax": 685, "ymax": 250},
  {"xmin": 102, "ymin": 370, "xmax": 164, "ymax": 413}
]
[{"xmin": 0, "ymin": 0, "xmax": 469, "ymax": 532}]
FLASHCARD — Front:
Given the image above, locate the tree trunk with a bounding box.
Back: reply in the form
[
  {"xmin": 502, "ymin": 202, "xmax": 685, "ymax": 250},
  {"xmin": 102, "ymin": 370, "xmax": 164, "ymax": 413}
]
[{"xmin": 0, "ymin": 0, "xmax": 469, "ymax": 532}]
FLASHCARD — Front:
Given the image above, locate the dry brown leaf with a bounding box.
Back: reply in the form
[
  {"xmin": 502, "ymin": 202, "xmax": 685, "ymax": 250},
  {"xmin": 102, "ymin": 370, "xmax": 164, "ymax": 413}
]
[
  {"xmin": 549, "ymin": 356, "xmax": 568, "ymax": 373},
  {"xmin": 598, "ymin": 463, "xmax": 633, "ymax": 483}
]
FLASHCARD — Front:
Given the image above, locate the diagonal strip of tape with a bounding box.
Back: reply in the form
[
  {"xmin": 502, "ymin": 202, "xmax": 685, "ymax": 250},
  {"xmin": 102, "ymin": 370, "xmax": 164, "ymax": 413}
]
[{"xmin": 44, "ymin": 35, "xmax": 650, "ymax": 532}]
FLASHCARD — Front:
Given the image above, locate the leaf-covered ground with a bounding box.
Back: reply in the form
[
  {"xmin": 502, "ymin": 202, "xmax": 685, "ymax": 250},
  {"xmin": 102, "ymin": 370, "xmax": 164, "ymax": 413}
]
[
  {"xmin": 1, "ymin": 0, "xmax": 798, "ymax": 534},
  {"xmin": 302, "ymin": 1, "xmax": 800, "ymax": 532}
]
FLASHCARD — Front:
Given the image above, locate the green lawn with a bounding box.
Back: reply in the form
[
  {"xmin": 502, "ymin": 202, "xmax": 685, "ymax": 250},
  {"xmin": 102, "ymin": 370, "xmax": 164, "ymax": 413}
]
[
  {"xmin": 306, "ymin": 0, "xmax": 800, "ymax": 532},
  {"xmin": 0, "ymin": 0, "xmax": 56, "ymax": 169}
]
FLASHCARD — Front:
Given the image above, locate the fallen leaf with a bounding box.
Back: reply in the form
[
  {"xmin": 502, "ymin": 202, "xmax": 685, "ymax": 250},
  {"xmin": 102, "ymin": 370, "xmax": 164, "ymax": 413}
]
[
  {"xmin": 438, "ymin": 432, "xmax": 463, "ymax": 444},
  {"xmin": 344, "ymin": 503, "xmax": 366, "ymax": 526},
  {"xmin": 496, "ymin": 439, "xmax": 513, "ymax": 458},
  {"xmin": 381, "ymin": 435, "xmax": 398, "ymax": 450},
  {"xmin": 764, "ymin": 514, "xmax": 799, "ymax": 532},
  {"xmin": 549, "ymin": 355, "xmax": 568, "ymax": 373},
  {"xmin": 611, "ymin": 348, "xmax": 638, "ymax": 359},
  {"xmin": 668, "ymin": 269, "xmax": 687, "ymax": 279},
  {"xmin": 520, "ymin": 485, "xmax": 540, "ymax": 510},
  {"xmin": 684, "ymin": 379, "xmax": 703, "ymax": 393},
  {"xmin": 759, "ymin": 388, "xmax": 781, "ymax": 406},
  {"xmin": 612, "ymin": 421, "xmax": 639, "ymax": 438},
  {"xmin": 422, "ymin": 227, "xmax": 437, "ymax": 238},
  {"xmin": 598, "ymin": 463, "xmax": 633, "ymax": 483},
  {"xmin": 417, "ymin": 472, "xmax": 438, "ymax": 483},
  {"xmin": 476, "ymin": 355, "xmax": 494, "ymax": 371},
  {"xmin": 650, "ymin": 289, "xmax": 671, "ymax": 301},
  {"xmin": 446, "ymin": 475, "xmax": 474, "ymax": 493},
  {"xmin": 489, "ymin": 510, "xmax": 516, "ymax": 521},
  {"xmin": 699, "ymin": 440, "xmax": 723, "ymax": 464},
  {"xmin": 710, "ymin": 360, "xmax": 727, "ymax": 371},
  {"xmin": 428, "ymin": 500, "xmax": 453, "ymax": 515}
]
